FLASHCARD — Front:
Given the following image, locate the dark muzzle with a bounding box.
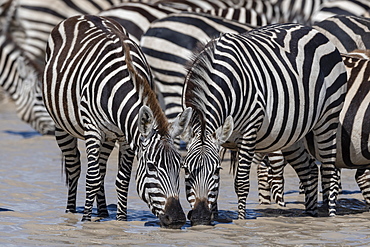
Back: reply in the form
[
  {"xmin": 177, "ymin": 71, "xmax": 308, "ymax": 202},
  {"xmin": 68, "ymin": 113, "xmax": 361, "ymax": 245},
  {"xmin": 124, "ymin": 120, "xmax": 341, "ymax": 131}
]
[
  {"xmin": 158, "ymin": 196, "xmax": 186, "ymax": 229},
  {"xmin": 187, "ymin": 198, "xmax": 212, "ymax": 226}
]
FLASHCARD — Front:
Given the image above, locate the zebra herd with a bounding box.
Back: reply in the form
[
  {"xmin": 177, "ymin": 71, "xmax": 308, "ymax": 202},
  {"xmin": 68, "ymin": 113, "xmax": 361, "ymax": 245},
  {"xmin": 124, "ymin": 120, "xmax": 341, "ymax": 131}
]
[{"xmin": 1, "ymin": 0, "xmax": 370, "ymax": 229}]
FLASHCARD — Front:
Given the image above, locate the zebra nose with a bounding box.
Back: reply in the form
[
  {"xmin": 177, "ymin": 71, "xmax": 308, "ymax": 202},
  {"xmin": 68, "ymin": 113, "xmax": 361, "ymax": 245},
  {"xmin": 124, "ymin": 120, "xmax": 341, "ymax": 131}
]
[
  {"xmin": 159, "ymin": 197, "xmax": 186, "ymax": 229},
  {"xmin": 188, "ymin": 198, "xmax": 212, "ymax": 226}
]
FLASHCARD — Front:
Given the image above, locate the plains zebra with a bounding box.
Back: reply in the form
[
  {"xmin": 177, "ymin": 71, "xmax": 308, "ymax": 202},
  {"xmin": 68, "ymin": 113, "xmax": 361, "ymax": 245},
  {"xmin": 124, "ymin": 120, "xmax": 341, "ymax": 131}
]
[
  {"xmin": 140, "ymin": 11, "xmax": 263, "ymax": 120},
  {"xmin": 311, "ymin": 0, "xmax": 370, "ymax": 24},
  {"xmin": 181, "ymin": 23, "xmax": 347, "ymax": 225},
  {"xmin": 1, "ymin": 0, "xmax": 132, "ymax": 63},
  {"xmin": 43, "ymin": 15, "xmax": 192, "ymax": 228},
  {"xmin": 0, "ymin": 30, "xmax": 54, "ymax": 134},
  {"xmin": 262, "ymin": 15, "xmax": 370, "ymax": 209}
]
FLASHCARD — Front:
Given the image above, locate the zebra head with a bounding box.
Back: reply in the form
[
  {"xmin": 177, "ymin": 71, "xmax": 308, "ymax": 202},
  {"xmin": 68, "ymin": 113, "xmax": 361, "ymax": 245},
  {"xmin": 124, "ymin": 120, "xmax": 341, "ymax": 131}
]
[
  {"xmin": 136, "ymin": 105, "xmax": 192, "ymax": 229},
  {"xmin": 16, "ymin": 56, "xmax": 55, "ymax": 135},
  {"xmin": 182, "ymin": 115, "xmax": 234, "ymax": 226}
]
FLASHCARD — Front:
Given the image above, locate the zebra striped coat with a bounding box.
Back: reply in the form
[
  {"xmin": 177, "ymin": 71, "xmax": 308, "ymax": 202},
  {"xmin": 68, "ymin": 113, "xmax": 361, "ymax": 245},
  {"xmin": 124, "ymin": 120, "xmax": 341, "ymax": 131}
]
[
  {"xmin": 140, "ymin": 11, "xmax": 260, "ymax": 120},
  {"xmin": 182, "ymin": 23, "xmax": 347, "ymax": 225},
  {"xmin": 42, "ymin": 15, "xmax": 192, "ymax": 228},
  {"xmin": 0, "ymin": 31, "xmax": 54, "ymax": 134}
]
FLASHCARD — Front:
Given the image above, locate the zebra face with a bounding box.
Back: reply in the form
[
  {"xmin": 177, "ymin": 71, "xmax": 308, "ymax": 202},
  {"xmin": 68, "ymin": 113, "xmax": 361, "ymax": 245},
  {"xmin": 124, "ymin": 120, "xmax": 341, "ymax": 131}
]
[
  {"xmin": 16, "ymin": 56, "xmax": 55, "ymax": 135},
  {"xmin": 183, "ymin": 116, "xmax": 234, "ymax": 226},
  {"xmin": 136, "ymin": 106, "xmax": 192, "ymax": 229}
]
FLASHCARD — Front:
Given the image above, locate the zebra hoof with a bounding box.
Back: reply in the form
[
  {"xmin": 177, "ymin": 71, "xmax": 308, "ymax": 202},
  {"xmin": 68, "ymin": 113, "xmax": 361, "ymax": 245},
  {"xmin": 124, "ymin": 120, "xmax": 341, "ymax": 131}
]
[
  {"xmin": 278, "ymin": 202, "xmax": 286, "ymax": 207},
  {"xmin": 305, "ymin": 210, "xmax": 318, "ymax": 217},
  {"xmin": 116, "ymin": 216, "xmax": 127, "ymax": 221},
  {"xmin": 65, "ymin": 209, "xmax": 76, "ymax": 214},
  {"xmin": 98, "ymin": 210, "xmax": 109, "ymax": 218},
  {"xmin": 81, "ymin": 216, "xmax": 91, "ymax": 222}
]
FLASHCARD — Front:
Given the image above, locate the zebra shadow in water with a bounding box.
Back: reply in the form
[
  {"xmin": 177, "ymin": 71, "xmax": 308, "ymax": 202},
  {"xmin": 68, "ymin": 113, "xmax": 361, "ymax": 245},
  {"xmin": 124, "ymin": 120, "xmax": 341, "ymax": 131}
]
[
  {"xmin": 74, "ymin": 204, "xmax": 193, "ymax": 228},
  {"xmin": 3, "ymin": 130, "xmax": 41, "ymax": 138},
  {"xmin": 0, "ymin": 207, "xmax": 14, "ymax": 212}
]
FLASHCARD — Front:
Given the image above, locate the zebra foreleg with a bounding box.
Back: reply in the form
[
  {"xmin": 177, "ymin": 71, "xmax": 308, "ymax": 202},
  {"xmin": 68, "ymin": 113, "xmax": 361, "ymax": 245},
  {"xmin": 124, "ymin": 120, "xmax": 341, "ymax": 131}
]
[
  {"xmin": 55, "ymin": 126, "xmax": 81, "ymax": 214},
  {"xmin": 321, "ymin": 164, "xmax": 340, "ymax": 216},
  {"xmin": 235, "ymin": 140, "xmax": 254, "ymax": 219},
  {"xmin": 116, "ymin": 142, "xmax": 135, "ymax": 221},
  {"xmin": 96, "ymin": 141, "xmax": 116, "ymax": 218}
]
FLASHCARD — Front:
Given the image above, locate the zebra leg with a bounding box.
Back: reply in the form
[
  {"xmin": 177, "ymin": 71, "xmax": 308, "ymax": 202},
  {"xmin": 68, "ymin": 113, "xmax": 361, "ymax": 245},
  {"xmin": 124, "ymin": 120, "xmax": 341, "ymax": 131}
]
[
  {"xmin": 282, "ymin": 141, "xmax": 319, "ymax": 216},
  {"xmin": 320, "ymin": 164, "xmax": 340, "ymax": 216},
  {"xmin": 96, "ymin": 141, "xmax": 116, "ymax": 218},
  {"xmin": 235, "ymin": 137, "xmax": 255, "ymax": 219},
  {"xmin": 257, "ymin": 154, "xmax": 271, "ymax": 205},
  {"xmin": 82, "ymin": 134, "xmax": 104, "ymax": 221},
  {"xmin": 354, "ymin": 169, "xmax": 370, "ymax": 206},
  {"xmin": 268, "ymin": 151, "xmax": 286, "ymax": 207},
  {"xmin": 116, "ymin": 142, "xmax": 135, "ymax": 221},
  {"xmin": 55, "ymin": 126, "xmax": 81, "ymax": 214}
]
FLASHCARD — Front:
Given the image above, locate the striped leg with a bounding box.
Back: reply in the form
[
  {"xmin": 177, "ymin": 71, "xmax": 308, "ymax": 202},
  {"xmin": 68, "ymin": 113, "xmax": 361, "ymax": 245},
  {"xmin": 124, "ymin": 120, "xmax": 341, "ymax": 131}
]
[
  {"xmin": 96, "ymin": 141, "xmax": 116, "ymax": 218},
  {"xmin": 320, "ymin": 164, "xmax": 340, "ymax": 216},
  {"xmin": 55, "ymin": 126, "xmax": 81, "ymax": 214},
  {"xmin": 283, "ymin": 141, "xmax": 319, "ymax": 216},
  {"xmin": 82, "ymin": 133, "xmax": 104, "ymax": 221},
  {"xmin": 235, "ymin": 134, "xmax": 255, "ymax": 219},
  {"xmin": 257, "ymin": 154, "xmax": 271, "ymax": 205},
  {"xmin": 268, "ymin": 151, "xmax": 286, "ymax": 207},
  {"xmin": 116, "ymin": 142, "xmax": 135, "ymax": 221},
  {"xmin": 355, "ymin": 169, "xmax": 370, "ymax": 206}
]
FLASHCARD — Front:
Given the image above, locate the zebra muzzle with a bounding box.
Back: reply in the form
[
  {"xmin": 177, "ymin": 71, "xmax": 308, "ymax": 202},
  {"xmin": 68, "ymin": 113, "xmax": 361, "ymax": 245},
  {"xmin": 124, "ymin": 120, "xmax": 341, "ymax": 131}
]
[
  {"xmin": 158, "ymin": 196, "xmax": 186, "ymax": 229},
  {"xmin": 188, "ymin": 198, "xmax": 212, "ymax": 226}
]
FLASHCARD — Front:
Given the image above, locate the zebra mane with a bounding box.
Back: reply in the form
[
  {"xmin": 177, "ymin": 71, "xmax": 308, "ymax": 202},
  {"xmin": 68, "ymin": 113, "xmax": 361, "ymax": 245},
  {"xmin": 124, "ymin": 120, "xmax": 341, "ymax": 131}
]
[
  {"xmin": 184, "ymin": 38, "xmax": 219, "ymax": 140},
  {"xmin": 123, "ymin": 40, "xmax": 169, "ymax": 137}
]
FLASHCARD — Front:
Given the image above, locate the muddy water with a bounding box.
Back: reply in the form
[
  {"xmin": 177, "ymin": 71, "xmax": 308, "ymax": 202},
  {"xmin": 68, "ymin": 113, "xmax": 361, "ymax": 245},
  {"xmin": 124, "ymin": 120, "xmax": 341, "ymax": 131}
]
[{"xmin": 1, "ymin": 101, "xmax": 370, "ymax": 246}]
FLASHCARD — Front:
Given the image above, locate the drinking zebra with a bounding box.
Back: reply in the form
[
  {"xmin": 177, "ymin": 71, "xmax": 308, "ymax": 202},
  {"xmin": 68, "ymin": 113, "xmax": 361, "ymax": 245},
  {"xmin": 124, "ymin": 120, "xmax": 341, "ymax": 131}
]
[
  {"xmin": 181, "ymin": 23, "xmax": 347, "ymax": 225},
  {"xmin": 42, "ymin": 15, "xmax": 192, "ymax": 228},
  {"xmin": 0, "ymin": 30, "xmax": 54, "ymax": 134}
]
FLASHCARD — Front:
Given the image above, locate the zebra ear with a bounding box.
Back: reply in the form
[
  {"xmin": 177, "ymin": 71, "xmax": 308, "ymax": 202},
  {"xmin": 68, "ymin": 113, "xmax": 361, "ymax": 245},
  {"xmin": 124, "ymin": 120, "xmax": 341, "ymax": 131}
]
[
  {"xmin": 214, "ymin": 115, "xmax": 234, "ymax": 145},
  {"xmin": 138, "ymin": 105, "xmax": 154, "ymax": 138},
  {"xmin": 169, "ymin": 107, "xmax": 193, "ymax": 138}
]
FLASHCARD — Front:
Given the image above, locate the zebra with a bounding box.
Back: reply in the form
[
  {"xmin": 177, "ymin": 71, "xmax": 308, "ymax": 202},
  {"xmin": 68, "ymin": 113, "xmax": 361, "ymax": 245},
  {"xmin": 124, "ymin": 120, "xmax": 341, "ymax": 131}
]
[
  {"xmin": 0, "ymin": 29, "xmax": 54, "ymax": 135},
  {"xmin": 0, "ymin": 0, "xmax": 134, "ymax": 64},
  {"xmin": 140, "ymin": 11, "xmax": 263, "ymax": 121},
  {"xmin": 311, "ymin": 0, "xmax": 370, "ymax": 24},
  {"xmin": 261, "ymin": 15, "xmax": 370, "ymax": 210},
  {"xmin": 181, "ymin": 23, "xmax": 347, "ymax": 225},
  {"xmin": 2, "ymin": 0, "xmax": 280, "ymax": 64},
  {"xmin": 42, "ymin": 15, "xmax": 192, "ymax": 228}
]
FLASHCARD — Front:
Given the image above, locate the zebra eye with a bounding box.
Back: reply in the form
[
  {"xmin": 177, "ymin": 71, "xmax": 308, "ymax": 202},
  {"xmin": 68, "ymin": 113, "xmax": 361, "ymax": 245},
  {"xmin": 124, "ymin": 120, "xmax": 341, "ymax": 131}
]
[
  {"xmin": 215, "ymin": 166, "xmax": 222, "ymax": 175},
  {"xmin": 182, "ymin": 165, "xmax": 189, "ymax": 174}
]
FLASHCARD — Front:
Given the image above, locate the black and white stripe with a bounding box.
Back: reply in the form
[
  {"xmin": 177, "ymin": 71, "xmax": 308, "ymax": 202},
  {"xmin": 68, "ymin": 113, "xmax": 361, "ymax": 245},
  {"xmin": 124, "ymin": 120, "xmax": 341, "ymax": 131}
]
[
  {"xmin": 0, "ymin": 30, "xmax": 54, "ymax": 134},
  {"xmin": 140, "ymin": 11, "xmax": 261, "ymax": 121},
  {"xmin": 311, "ymin": 0, "xmax": 370, "ymax": 24},
  {"xmin": 182, "ymin": 23, "xmax": 347, "ymax": 225},
  {"xmin": 43, "ymin": 15, "xmax": 192, "ymax": 228}
]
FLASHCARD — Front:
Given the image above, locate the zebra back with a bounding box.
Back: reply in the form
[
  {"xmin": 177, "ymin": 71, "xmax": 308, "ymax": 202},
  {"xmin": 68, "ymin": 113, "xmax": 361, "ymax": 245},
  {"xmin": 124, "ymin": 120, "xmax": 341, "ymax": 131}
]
[
  {"xmin": 313, "ymin": 15, "xmax": 370, "ymax": 53},
  {"xmin": 141, "ymin": 11, "xmax": 257, "ymax": 120}
]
